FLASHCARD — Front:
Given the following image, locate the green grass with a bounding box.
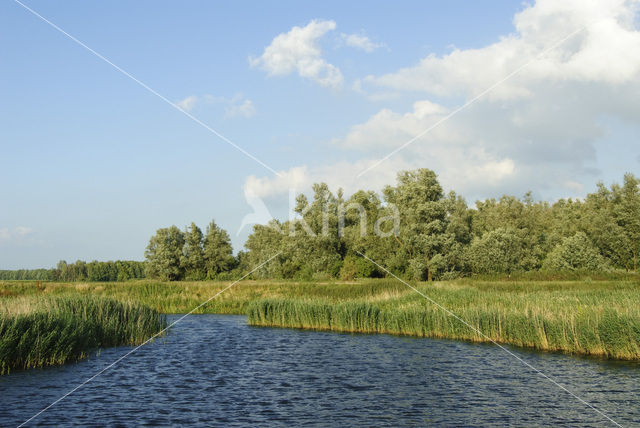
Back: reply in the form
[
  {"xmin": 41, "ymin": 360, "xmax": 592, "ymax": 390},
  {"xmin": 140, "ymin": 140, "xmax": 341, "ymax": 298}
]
[
  {"xmin": 247, "ymin": 279, "xmax": 640, "ymax": 360},
  {"xmin": 2, "ymin": 278, "xmax": 640, "ymax": 361},
  {"xmin": 0, "ymin": 296, "xmax": 166, "ymax": 374},
  {"xmin": 0, "ymin": 279, "xmax": 408, "ymax": 314}
]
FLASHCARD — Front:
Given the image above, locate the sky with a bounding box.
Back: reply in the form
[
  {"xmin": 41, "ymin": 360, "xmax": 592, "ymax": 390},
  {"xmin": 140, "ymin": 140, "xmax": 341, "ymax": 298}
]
[{"xmin": 1, "ymin": 0, "xmax": 639, "ymax": 269}]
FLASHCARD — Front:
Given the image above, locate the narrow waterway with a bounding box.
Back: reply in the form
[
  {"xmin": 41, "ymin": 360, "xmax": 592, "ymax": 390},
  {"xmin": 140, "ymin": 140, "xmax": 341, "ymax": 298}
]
[{"xmin": 1, "ymin": 315, "xmax": 638, "ymax": 427}]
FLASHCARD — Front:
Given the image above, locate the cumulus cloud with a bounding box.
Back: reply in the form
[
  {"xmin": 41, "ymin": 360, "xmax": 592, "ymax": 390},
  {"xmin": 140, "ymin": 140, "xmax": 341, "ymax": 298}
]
[
  {"xmin": 250, "ymin": 19, "xmax": 344, "ymax": 88},
  {"xmin": 175, "ymin": 93, "xmax": 256, "ymax": 119},
  {"xmin": 176, "ymin": 95, "xmax": 198, "ymax": 111},
  {"xmin": 0, "ymin": 226, "xmax": 34, "ymax": 244},
  {"xmin": 14, "ymin": 226, "xmax": 33, "ymax": 236},
  {"xmin": 244, "ymin": 166, "xmax": 310, "ymax": 199},
  {"xmin": 225, "ymin": 99, "xmax": 256, "ymax": 119},
  {"xmin": 364, "ymin": 0, "xmax": 640, "ymax": 99},
  {"xmin": 341, "ymin": 33, "xmax": 385, "ymax": 52},
  {"xmin": 244, "ymin": 0, "xmax": 640, "ymax": 205}
]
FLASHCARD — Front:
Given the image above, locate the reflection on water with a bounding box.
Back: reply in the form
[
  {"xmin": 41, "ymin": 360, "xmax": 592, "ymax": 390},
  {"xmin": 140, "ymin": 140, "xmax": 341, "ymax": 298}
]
[{"xmin": 1, "ymin": 315, "xmax": 638, "ymax": 427}]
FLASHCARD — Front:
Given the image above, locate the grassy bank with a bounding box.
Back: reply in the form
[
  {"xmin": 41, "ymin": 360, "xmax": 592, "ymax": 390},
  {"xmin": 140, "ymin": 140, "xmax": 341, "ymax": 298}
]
[
  {"xmin": 248, "ymin": 279, "xmax": 640, "ymax": 360},
  {"xmin": 0, "ymin": 279, "xmax": 409, "ymax": 314},
  {"xmin": 0, "ymin": 296, "xmax": 166, "ymax": 374},
  {"xmin": 2, "ymin": 277, "xmax": 640, "ymax": 360}
]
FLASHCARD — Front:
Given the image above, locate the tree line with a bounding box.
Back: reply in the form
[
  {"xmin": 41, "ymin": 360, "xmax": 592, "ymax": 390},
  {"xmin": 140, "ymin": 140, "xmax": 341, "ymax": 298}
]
[
  {"xmin": 0, "ymin": 260, "xmax": 146, "ymax": 282},
  {"xmin": 242, "ymin": 169, "xmax": 640, "ymax": 280},
  {"xmin": 3, "ymin": 169, "xmax": 638, "ymax": 282},
  {"xmin": 146, "ymin": 169, "xmax": 639, "ymax": 281}
]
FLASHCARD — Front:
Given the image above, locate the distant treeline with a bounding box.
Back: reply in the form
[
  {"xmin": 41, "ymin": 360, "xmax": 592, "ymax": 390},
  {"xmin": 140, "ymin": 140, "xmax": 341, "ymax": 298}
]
[
  {"xmin": 3, "ymin": 169, "xmax": 639, "ymax": 282},
  {"xmin": 145, "ymin": 169, "xmax": 639, "ymax": 281},
  {"xmin": 0, "ymin": 260, "xmax": 146, "ymax": 282}
]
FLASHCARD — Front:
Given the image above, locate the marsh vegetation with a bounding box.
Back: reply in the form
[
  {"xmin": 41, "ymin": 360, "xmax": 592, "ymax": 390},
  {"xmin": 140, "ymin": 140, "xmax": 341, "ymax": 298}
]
[
  {"xmin": 2, "ymin": 277, "xmax": 639, "ymax": 361},
  {"xmin": 0, "ymin": 296, "xmax": 166, "ymax": 374}
]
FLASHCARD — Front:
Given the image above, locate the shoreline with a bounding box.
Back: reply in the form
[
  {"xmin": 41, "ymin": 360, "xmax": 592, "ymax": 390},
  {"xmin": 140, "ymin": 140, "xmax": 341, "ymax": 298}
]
[{"xmin": 1, "ymin": 278, "xmax": 640, "ymax": 364}]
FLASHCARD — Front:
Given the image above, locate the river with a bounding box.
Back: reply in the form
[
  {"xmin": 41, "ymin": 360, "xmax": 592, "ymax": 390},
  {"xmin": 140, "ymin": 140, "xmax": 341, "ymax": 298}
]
[{"xmin": 1, "ymin": 315, "xmax": 638, "ymax": 427}]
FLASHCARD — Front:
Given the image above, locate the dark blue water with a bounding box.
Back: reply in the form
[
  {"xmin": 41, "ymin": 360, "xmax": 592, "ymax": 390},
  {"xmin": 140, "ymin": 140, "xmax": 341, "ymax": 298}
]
[{"xmin": 1, "ymin": 315, "xmax": 638, "ymax": 427}]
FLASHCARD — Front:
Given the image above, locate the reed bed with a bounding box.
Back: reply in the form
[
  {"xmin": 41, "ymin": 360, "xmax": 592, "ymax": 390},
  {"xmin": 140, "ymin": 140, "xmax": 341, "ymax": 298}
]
[
  {"xmin": 2, "ymin": 278, "xmax": 640, "ymax": 360},
  {"xmin": 247, "ymin": 280, "xmax": 640, "ymax": 360},
  {"xmin": 0, "ymin": 296, "xmax": 166, "ymax": 374},
  {"xmin": 0, "ymin": 279, "xmax": 408, "ymax": 314}
]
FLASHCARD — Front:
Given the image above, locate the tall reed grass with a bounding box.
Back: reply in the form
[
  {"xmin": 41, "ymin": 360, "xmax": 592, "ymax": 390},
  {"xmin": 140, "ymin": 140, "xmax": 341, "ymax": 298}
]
[
  {"xmin": 0, "ymin": 279, "xmax": 408, "ymax": 314},
  {"xmin": 3, "ymin": 278, "xmax": 640, "ymax": 360},
  {"xmin": 247, "ymin": 280, "xmax": 640, "ymax": 360},
  {"xmin": 0, "ymin": 296, "xmax": 166, "ymax": 374}
]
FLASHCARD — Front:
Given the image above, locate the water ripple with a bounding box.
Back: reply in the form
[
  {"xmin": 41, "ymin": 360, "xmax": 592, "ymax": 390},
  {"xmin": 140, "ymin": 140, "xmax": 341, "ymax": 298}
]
[{"xmin": 1, "ymin": 314, "xmax": 639, "ymax": 427}]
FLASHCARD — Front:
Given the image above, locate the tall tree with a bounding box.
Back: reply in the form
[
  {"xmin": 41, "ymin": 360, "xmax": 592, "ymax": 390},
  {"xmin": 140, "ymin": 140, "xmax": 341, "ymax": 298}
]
[
  {"xmin": 616, "ymin": 174, "xmax": 640, "ymax": 271},
  {"xmin": 203, "ymin": 220, "xmax": 234, "ymax": 278},
  {"xmin": 145, "ymin": 226, "xmax": 186, "ymax": 281},
  {"xmin": 582, "ymin": 182, "xmax": 631, "ymax": 269},
  {"xmin": 383, "ymin": 169, "xmax": 450, "ymax": 280},
  {"xmin": 182, "ymin": 222, "xmax": 205, "ymax": 279},
  {"xmin": 244, "ymin": 220, "xmax": 287, "ymax": 278},
  {"xmin": 543, "ymin": 232, "xmax": 609, "ymax": 271},
  {"xmin": 467, "ymin": 228, "xmax": 524, "ymax": 275},
  {"xmin": 291, "ymin": 183, "xmax": 344, "ymax": 279}
]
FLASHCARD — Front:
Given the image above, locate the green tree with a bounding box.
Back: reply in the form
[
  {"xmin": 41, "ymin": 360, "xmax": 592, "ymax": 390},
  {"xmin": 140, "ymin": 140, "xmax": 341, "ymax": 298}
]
[
  {"xmin": 182, "ymin": 222, "xmax": 205, "ymax": 279},
  {"xmin": 472, "ymin": 193, "xmax": 551, "ymax": 270},
  {"xmin": 616, "ymin": 174, "xmax": 640, "ymax": 271},
  {"xmin": 203, "ymin": 220, "xmax": 234, "ymax": 278},
  {"xmin": 383, "ymin": 169, "xmax": 450, "ymax": 280},
  {"xmin": 145, "ymin": 226, "xmax": 186, "ymax": 281},
  {"xmin": 543, "ymin": 232, "xmax": 609, "ymax": 271},
  {"xmin": 467, "ymin": 228, "xmax": 523, "ymax": 275},
  {"xmin": 289, "ymin": 183, "xmax": 344, "ymax": 279},
  {"xmin": 56, "ymin": 260, "xmax": 70, "ymax": 282},
  {"xmin": 245, "ymin": 220, "xmax": 288, "ymax": 278},
  {"xmin": 582, "ymin": 181, "xmax": 632, "ymax": 269}
]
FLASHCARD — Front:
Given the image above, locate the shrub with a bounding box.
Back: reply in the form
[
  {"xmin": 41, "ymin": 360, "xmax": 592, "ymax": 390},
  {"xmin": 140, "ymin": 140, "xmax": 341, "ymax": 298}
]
[
  {"xmin": 467, "ymin": 228, "xmax": 523, "ymax": 274},
  {"xmin": 543, "ymin": 232, "xmax": 609, "ymax": 271}
]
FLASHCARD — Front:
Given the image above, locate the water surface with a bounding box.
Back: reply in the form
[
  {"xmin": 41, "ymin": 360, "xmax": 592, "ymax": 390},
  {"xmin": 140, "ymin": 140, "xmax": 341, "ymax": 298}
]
[{"xmin": 1, "ymin": 315, "xmax": 638, "ymax": 427}]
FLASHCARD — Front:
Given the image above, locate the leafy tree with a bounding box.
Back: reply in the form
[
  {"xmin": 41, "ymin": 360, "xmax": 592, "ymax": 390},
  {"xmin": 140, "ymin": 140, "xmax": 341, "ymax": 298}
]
[
  {"xmin": 472, "ymin": 193, "xmax": 551, "ymax": 270},
  {"xmin": 467, "ymin": 228, "xmax": 524, "ymax": 275},
  {"xmin": 582, "ymin": 181, "xmax": 633, "ymax": 270},
  {"xmin": 203, "ymin": 220, "xmax": 234, "ymax": 278},
  {"xmin": 182, "ymin": 222, "xmax": 205, "ymax": 279},
  {"xmin": 56, "ymin": 260, "xmax": 70, "ymax": 282},
  {"xmin": 145, "ymin": 226, "xmax": 186, "ymax": 281},
  {"xmin": 543, "ymin": 232, "xmax": 609, "ymax": 271},
  {"xmin": 615, "ymin": 174, "xmax": 640, "ymax": 271},
  {"xmin": 383, "ymin": 169, "xmax": 450, "ymax": 280},
  {"xmin": 288, "ymin": 183, "xmax": 344, "ymax": 279},
  {"xmin": 244, "ymin": 220, "xmax": 287, "ymax": 278}
]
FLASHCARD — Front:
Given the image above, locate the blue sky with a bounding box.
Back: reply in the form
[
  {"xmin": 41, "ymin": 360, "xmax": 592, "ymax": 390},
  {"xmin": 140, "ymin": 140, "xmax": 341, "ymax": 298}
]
[{"xmin": 1, "ymin": 0, "xmax": 639, "ymax": 269}]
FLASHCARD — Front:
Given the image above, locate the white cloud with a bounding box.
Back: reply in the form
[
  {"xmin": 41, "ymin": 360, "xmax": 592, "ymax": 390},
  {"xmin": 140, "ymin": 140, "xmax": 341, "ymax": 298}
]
[
  {"xmin": 341, "ymin": 32, "xmax": 385, "ymax": 52},
  {"xmin": 250, "ymin": 19, "xmax": 343, "ymax": 88},
  {"xmin": 563, "ymin": 180, "xmax": 584, "ymax": 193},
  {"xmin": 364, "ymin": 0, "xmax": 640, "ymax": 99},
  {"xmin": 339, "ymin": 99, "xmax": 452, "ymax": 149},
  {"xmin": 246, "ymin": 0, "xmax": 640, "ymax": 203},
  {"xmin": 176, "ymin": 95, "xmax": 198, "ymax": 111},
  {"xmin": 225, "ymin": 99, "xmax": 256, "ymax": 119},
  {"xmin": 15, "ymin": 226, "xmax": 33, "ymax": 236},
  {"xmin": 175, "ymin": 93, "xmax": 256, "ymax": 119},
  {"xmin": 0, "ymin": 226, "xmax": 34, "ymax": 244},
  {"xmin": 244, "ymin": 166, "xmax": 310, "ymax": 199}
]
